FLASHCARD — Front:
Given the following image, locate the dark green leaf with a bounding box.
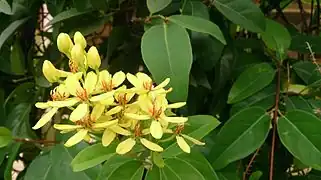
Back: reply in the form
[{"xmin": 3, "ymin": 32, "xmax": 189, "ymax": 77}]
[
  {"xmin": 10, "ymin": 39, "xmax": 25, "ymax": 75},
  {"xmin": 71, "ymin": 143, "xmax": 116, "ymax": 172},
  {"xmin": 147, "ymin": 0, "xmax": 172, "ymax": 14},
  {"xmin": 290, "ymin": 33, "xmax": 321, "ymax": 54},
  {"xmin": 292, "ymin": 61, "xmax": 321, "ymax": 86},
  {"xmin": 0, "ymin": 0, "xmax": 12, "ymax": 15},
  {"xmin": 141, "ymin": 23, "xmax": 192, "ymax": 101},
  {"xmin": 228, "ymin": 63, "xmax": 275, "ymax": 104},
  {"xmin": 162, "ymin": 115, "xmax": 220, "ymax": 158},
  {"xmin": 50, "ymin": 8, "xmax": 94, "ymax": 25},
  {"xmin": 4, "ymin": 142, "xmax": 21, "ymax": 180},
  {"xmin": 0, "ymin": 17, "xmax": 30, "ymax": 51},
  {"xmin": 285, "ymin": 96, "xmax": 313, "ymax": 113},
  {"xmin": 4, "ymin": 82, "xmax": 35, "ymax": 112},
  {"xmin": 278, "ymin": 110, "xmax": 321, "ymax": 170},
  {"xmin": 182, "ymin": 1, "xmax": 209, "ymax": 19},
  {"xmin": 0, "ymin": 127, "xmax": 11, "ymax": 148},
  {"xmin": 249, "ymin": 171, "xmax": 263, "ymax": 180},
  {"xmin": 210, "ymin": 107, "xmax": 271, "ymax": 170},
  {"xmin": 168, "ymin": 15, "xmax": 226, "ymax": 44},
  {"xmin": 212, "ymin": 0, "xmax": 265, "ymax": 32}
]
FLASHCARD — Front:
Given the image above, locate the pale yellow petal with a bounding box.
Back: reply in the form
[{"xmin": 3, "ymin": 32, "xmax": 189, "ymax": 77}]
[
  {"xmin": 35, "ymin": 102, "xmax": 50, "ymax": 109},
  {"xmin": 53, "ymin": 124, "xmax": 82, "ymax": 131},
  {"xmin": 90, "ymin": 91, "xmax": 114, "ymax": 102},
  {"xmin": 124, "ymin": 113, "xmax": 150, "ymax": 120},
  {"xmin": 102, "ymin": 129, "xmax": 116, "ymax": 147},
  {"xmin": 70, "ymin": 103, "xmax": 88, "ymax": 122},
  {"xmin": 110, "ymin": 125, "xmax": 131, "ymax": 136},
  {"xmin": 65, "ymin": 74, "xmax": 83, "ymax": 96},
  {"xmin": 91, "ymin": 104, "xmax": 105, "ymax": 121},
  {"xmin": 167, "ymin": 102, "xmax": 186, "ymax": 109},
  {"xmin": 154, "ymin": 78, "xmax": 170, "ymax": 90},
  {"xmin": 48, "ymin": 98, "xmax": 79, "ymax": 107},
  {"xmin": 99, "ymin": 70, "xmax": 111, "ymax": 83},
  {"xmin": 105, "ymin": 106, "xmax": 122, "ymax": 116},
  {"xmin": 140, "ymin": 138, "xmax": 163, "ymax": 152},
  {"xmin": 150, "ymin": 121, "xmax": 163, "ymax": 139},
  {"xmin": 64, "ymin": 129, "xmax": 88, "ymax": 147},
  {"xmin": 142, "ymin": 128, "xmax": 150, "ymax": 135},
  {"xmin": 93, "ymin": 119, "xmax": 118, "ymax": 128},
  {"xmin": 126, "ymin": 73, "xmax": 141, "ymax": 88},
  {"xmin": 136, "ymin": 72, "xmax": 152, "ymax": 84},
  {"xmin": 84, "ymin": 71, "xmax": 97, "ymax": 94},
  {"xmin": 112, "ymin": 71, "xmax": 125, "ymax": 88},
  {"xmin": 163, "ymin": 116, "xmax": 188, "ymax": 123},
  {"xmin": 176, "ymin": 135, "xmax": 190, "ymax": 153},
  {"xmin": 138, "ymin": 95, "xmax": 153, "ymax": 114},
  {"xmin": 99, "ymin": 97, "xmax": 115, "ymax": 105},
  {"xmin": 116, "ymin": 138, "xmax": 136, "ymax": 155},
  {"xmin": 181, "ymin": 134, "xmax": 205, "ymax": 145},
  {"xmin": 32, "ymin": 107, "xmax": 58, "ymax": 129}
]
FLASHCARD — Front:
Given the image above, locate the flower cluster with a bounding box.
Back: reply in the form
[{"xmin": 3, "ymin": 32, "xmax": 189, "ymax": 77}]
[{"xmin": 34, "ymin": 31, "xmax": 205, "ymax": 155}]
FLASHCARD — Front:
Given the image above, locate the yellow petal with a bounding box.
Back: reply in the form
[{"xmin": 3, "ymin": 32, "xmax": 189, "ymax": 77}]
[
  {"xmin": 110, "ymin": 125, "xmax": 131, "ymax": 136},
  {"xmin": 74, "ymin": 31, "xmax": 87, "ymax": 49},
  {"xmin": 105, "ymin": 106, "xmax": 122, "ymax": 116},
  {"xmin": 116, "ymin": 138, "xmax": 136, "ymax": 155},
  {"xmin": 181, "ymin": 134, "xmax": 205, "ymax": 145},
  {"xmin": 150, "ymin": 121, "xmax": 163, "ymax": 139},
  {"xmin": 53, "ymin": 124, "xmax": 82, "ymax": 131},
  {"xmin": 126, "ymin": 73, "xmax": 141, "ymax": 88},
  {"xmin": 91, "ymin": 104, "xmax": 105, "ymax": 121},
  {"xmin": 163, "ymin": 116, "xmax": 188, "ymax": 123},
  {"xmin": 65, "ymin": 73, "xmax": 83, "ymax": 96},
  {"xmin": 48, "ymin": 98, "xmax": 79, "ymax": 107},
  {"xmin": 57, "ymin": 33, "xmax": 73, "ymax": 56},
  {"xmin": 35, "ymin": 102, "xmax": 50, "ymax": 109},
  {"xmin": 154, "ymin": 78, "xmax": 170, "ymax": 90},
  {"xmin": 112, "ymin": 71, "xmax": 125, "ymax": 88},
  {"xmin": 93, "ymin": 119, "xmax": 118, "ymax": 128},
  {"xmin": 167, "ymin": 102, "xmax": 186, "ymax": 109},
  {"xmin": 32, "ymin": 107, "xmax": 58, "ymax": 129},
  {"xmin": 138, "ymin": 95, "xmax": 153, "ymax": 114},
  {"xmin": 84, "ymin": 71, "xmax": 97, "ymax": 94},
  {"xmin": 142, "ymin": 128, "xmax": 150, "ymax": 135},
  {"xmin": 140, "ymin": 138, "xmax": 163, "ymax": 152},
  {"xmin": 98, "ymin": 70, "xmax": 111, "ymax": 85},
  {"xmin": 71, "ymin": 44, "xmax": 86, "ymax": 68},
  {"xmin": 99, "ymin": 97, "xmax": 115, "ymax": 105},
  {"xmin": 176, "ymin": 135, "xmax": 190, "ymax": 153},
  {"xmin": 87, "ymin": 46, "xmax": 101, "ymax": 70},
  {"xmin": 70, "ymin": 103, "xmax": 88, "ymax": 122},
  {"xmin": 136, "ymin": 72, "xmax": 152, "ymax": 84},
  {"xmin": 64, "ymin": 129, "xmax": 88, "ymax": 147},
  {"xmin": 124, "ymin": 113, "xmax": 150, "ymax": 120},
  {"xmin": 102, "ymin": 129, "xmax": 116, "ymax": 147},
  {"xmin": 90, "ymin": 91, "xmax": 114, "ymax": 102}
]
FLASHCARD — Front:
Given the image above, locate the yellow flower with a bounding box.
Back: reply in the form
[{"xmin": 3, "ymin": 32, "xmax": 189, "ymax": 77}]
[
  {"xmin": 87, "ymin": 46, "xmax": 101, "ymax": 70},
  {"xmin": 96, "ymin": 70, "xmax": 125, "ymax": 92},
  {"xmin": 126, "ymin": 72, "xmax": 170, "ymax": 94},
  {"xmin": 74, "ymin": 31, "xmax": 87, "ymax": 49},
  {"xmin": 173, "ymin": 125, "xmax": 205, "ymax": 153},
  {"xmin": 57, "ymin": 33, "xmax": 73, "ymax": 57},
  {"xmin": 42, "ymin": 60, "xmax": 71, "ymax": 83},
  {"xmin": 71, "ymin": 44, "xmax": 86, "ymax": 71},
  {"xmin": 115, "ymin": 137, "xmax": 163, "ymax": 155}
]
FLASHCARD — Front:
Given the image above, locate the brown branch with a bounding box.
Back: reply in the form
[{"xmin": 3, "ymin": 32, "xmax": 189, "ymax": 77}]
[
  {"xmin": 297, "ymin": 0, "xmax": 309, "ymax": 32},
  {"xmin": 269, "ymin": 64, "xmax": 282, "ymax": 180},
  {"xmin": 13, "ymin": 138, "xmax": 59, "ymax": 144},
  {"xmin": 243, "ymin": 148, "xmax": 261, "ymax": 180}
]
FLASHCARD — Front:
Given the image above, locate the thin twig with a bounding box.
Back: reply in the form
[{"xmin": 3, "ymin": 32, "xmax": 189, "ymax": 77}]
[
  {"xmin": 297, "ymin": 0, "xmax": 309, "ymax": 32},
  {"xmin": 243, "ymin": 148, "xmax": 261, "ymax": 180},
  {"xmin": 269, "ymin": 63, "xmax": 282, "ymax": 180},
  {"xmin": 13, "ymin": 138, "xmax": 59, "ymax": 144}
]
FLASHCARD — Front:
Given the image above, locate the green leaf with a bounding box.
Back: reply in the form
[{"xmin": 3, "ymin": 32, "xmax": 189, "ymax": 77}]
[
  {"xmin": 182, "ymin": 1, "xmax": 209, "ymax": 19},
  {"xmin": 285, "ymin": 96, "xmax": 313, "ymax": 113},
  {"xmin": 0, "ymin": 17, "xmax": 30, "ymax": 51},
  {"xmin": 210, "ymin": 107, "xmax": 271, "ymax": 170},
  {"xmin": 0, "ymin": 127, "xmax": 12, "ymax": 148},
  {"xmin": 97, "ymin": 155, "xmax": 144, "ymax": 180},
  {"xmin": 162, "ymin": 115, "xmax": 220, "ymax": 158},
  {"xmin": 147, "ymin": 0, "xmax": 172, "ymax": 14},
  {"xmin": 228, "ymin": 63, "xmax": 275, "ymax": 104},
  {"xmin": 290, "ymin": 33, "xmax": 321, "ymax": 54},
  {"xmin": 0, "ymin": 0, "xmax": 12, "ymax": 15},
  {"xmin": 50, "ymin": 8, "xmax": 93, "ymax": 25},
  {"xmin": 146, "ymin": 152, "xmax": 219, "ymax": 180},
  {"xmin": 261, "ymin": 19, "xmax": 291, "ymax": 53},
  {"xmin": 212, "ymin": 0, "xmax": 265, "ymax": 33},
  {"xmin": 25, "ymin": 144, "xmax": 101, "ymax": 180},
  {"xmin": 71, "ymin": 143, "xmax": 116, "ymax": 172},
  {"xmin": 152, "ymin": 151, "xmax": 165, "ymax": 168},
  {"xmin": 4, "ymin": 142, "xmax": 21, "ymax": 180},
  {"xmin": 4, "ymin": 82, "xmax": 35, "ymax": 112},
  {"xmin": 10, "ymin": 39, "xmax": 25, "ymax": 75},
  {"xmin": 278, "ymin": 110, "xmax": 321, "ymax": 170},
  {"xmin": 168, "ymin": 15, "xmax": 226, "ymax": 44},
  {"xmin": 141, "ymin": 23, "xmax": 192, "ymax": 101},
  {"xmin": 293, "ymin": 61, "xmax": 321, "ymax": 85},
  {"xmin": 249, "ymin": 171, "xmax": 263, "ymax": 180}
]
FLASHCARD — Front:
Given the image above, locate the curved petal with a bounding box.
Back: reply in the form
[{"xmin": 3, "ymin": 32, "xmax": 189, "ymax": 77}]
[
  {"xmin": 93, "ymin": 119, "xmax": 118, "ymax": 128},
  {"xmin": 167, "ymin": 102, "xmax": 186, "ymax": 109},
  {"xmin": 112, "ymin": 71, "xmax": 125, "ymax": 88},
  {"xmin": 105, "ymin": 106, "xmax": 122, "ymax": 116},
  {"xmin": 116, "ymin": 138, "xmax": 136, "ymax": 155},
  {"xmin": 150, "ymin": 121, "xmax": 163, "ymax": 139},
  {"xmin": 65, "ymin": 73, "xmax": 83, "ymax": 96},
  {"xmin": 32, "ymin": 107, "xmax": 58, "ymax": 129},
  {"xmin": 35, "ymin": 102, "xmax": 50, "ymax": 109},
  {"xmin": 84, "ymin": 71, "xmax": 97, "ymax": 94},
  {"xmin": 102, "ymin": 129, "xmax": 116, "ymax": 147},
  {"xmin": 110, "ymin": 125, "xmax": 131, "ymax": 136},
  {"xmin": 154, "ymin": 78, "xmax": 170, "ymax": 90},
  {"xmin": 163, "ymin": 116, "xmax": 188, "ymax": 123},
  {"xmin": 91, "ymin": 104, "xmax": 105, "ymax": 121},
  {"xmin": 53, "ymin": 124, "xmax": 82, "ymax": 131},
  {"xmin": 176, "ymin": 135, "xmax": 190, "ymax": 153},
  {"xmin": 140, "ymin": 138, "xmax": 163, "ymax": 152},
  {"xmin": 181, "ymin": 134, "xmax": 205, "ymax": 145},
  {"xmin": 64, "ymin": 129, "xmax": 88, "ymax": 147},
  {"xmin": 70, "ymin": 103, "xmax": 88, "ymax": 122},
  {"xmin": 124, "ymin": 113, "xmax": 150, "ymax": 120},
  {"xmin": 136, "ymin": 72, "xmax": 152, "ymax": 85},
  {"xmin": 126, "ymin": 73, "xmax": 141, "ymax": 88},
  {"xmin": 48, "ymin": 98, "xmax": 79, "ymax": 108},
  {"xmin": 90, "ymin": 91, "xmax": 114, "ymax": 102}
]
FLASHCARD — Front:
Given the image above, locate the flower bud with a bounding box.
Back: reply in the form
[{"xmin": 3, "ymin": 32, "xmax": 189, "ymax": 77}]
[
  {"xmin": 71, "ymin": 44, "xmax": 86, "ymax": 70},
  {"xmin": 42, "ymin": 60, "xmax": 69, "ymax": 83},
  {"xmin": 57, "ymin": 33, "xmax": 73, "ymax": 56},
  {"xmin": 74, "ymin": 31, "xmax": 87, "ymax": 49},
  {"xmin": 87, "ymin": 46, "xmax": 101, "ymax": 70}
]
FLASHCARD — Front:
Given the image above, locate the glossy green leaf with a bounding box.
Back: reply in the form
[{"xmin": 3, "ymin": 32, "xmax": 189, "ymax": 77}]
[
  {"xmin": 210, "ymin": 107, "xmax": 271, "ymax": 170},
  {"xmin": 4, "ymin": 142, "xmax": 21, "ymax": 180},
  {"xmin": 146, "ymin": 152, "xmax": 219, "ymax": 180},
  {"xmin": 50, "ymin": 8, "xmax": 93, "ymax": 25},
  {"xmin": 293, "ymin": 61, "xmax": 321, "ymax": 85},
  {"xmin": 0, "ymin": 17, "xmax": 30, "ymax": 51},
  {"xmin": 147, "ymin": 0, "xmax": 172, "ymax": 14},
  {"xmin": 4, "ymin": 82, "xmax": 35, "ymax": 111},
  {"xmin": 249, "ymin": 171, "xmax": 263, "ymax": 180},
  {"xmin": 10, "ymin": 39, "xmax": 25, "ymax": 75},
  {"xmin": 0, "ymin": 0, "xmax": 11, "ymax": 15},
  {"xmin": 285, "ymin": 96, "xmax": 313, "ymax": 113},
  {"xmin": 152, "ymin": 151, "xmax": 165, "ymax": 168},
  {"xmin": 278, "ymin": 110, "xmax": 321, "ymax": 169},
  {"xmin": 262, "ymin": 19, "xmax": 291, "ymax": 53},
  {"xmin": 71, "ymin": 143, "xmax": 116, "ymax": 172},
  {"xmin": 141, "ymin": 23, "xmax": 192, "ymax": 101},
  {"xmin": 228, "ymin": 63, "xmax": 275, "ymax": 104},
  {"xmin": 162, "ymin": 115, "xmax": 220, "ymax": 158},
  {"xmin": 0, "ymin": 127, "xmax": 12, "ymax": 148},
  {"xmin": 168, "ymin": 15, "xmax": 226, "ymax": 44},
  {"xmin": 212, "ymin": 0, "xmax": 265, "ymax": 32},
  {"xmin": 290, "ymin": 33, "xmax": 321, "ymax": 54},
  {"xmin": 97, "ymin": 155, "xmax": 144, "ymax": 180},
  {"xmin": 182, "ymin": 1, "xmax": 209, "ymax": 19}
]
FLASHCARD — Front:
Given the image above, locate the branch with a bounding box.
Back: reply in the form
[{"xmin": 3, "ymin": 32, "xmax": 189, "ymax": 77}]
[{"xmin": 243, "ymin": 148, "xmax": 261, "ymax": 180}]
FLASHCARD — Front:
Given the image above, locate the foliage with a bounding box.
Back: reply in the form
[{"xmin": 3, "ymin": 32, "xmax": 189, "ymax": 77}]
[{"xmin": 0, "ymin": 0, "xmax": 321, "ymax": 179}]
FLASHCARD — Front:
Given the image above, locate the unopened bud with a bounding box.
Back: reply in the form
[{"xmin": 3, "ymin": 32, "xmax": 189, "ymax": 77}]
[
  {"xmin": 87, "ymin": 46, "xmax": 101, "ymax": 70},
  {"xmin": 43, "ymin": 60, "xmax": 70, "ymax": 83},
  {"xmin": 57, "ymin": 33, "xmax": 73, "ymax": 56},
  {"xmin": 71, "ymin": 44, "xmax": 86, "ymax": 70},
  {"xmin": 74, "ymin": 31, "xmax": 86, "ymax": 49}
]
